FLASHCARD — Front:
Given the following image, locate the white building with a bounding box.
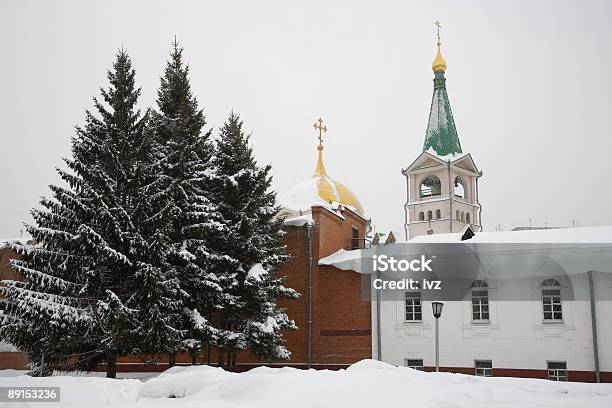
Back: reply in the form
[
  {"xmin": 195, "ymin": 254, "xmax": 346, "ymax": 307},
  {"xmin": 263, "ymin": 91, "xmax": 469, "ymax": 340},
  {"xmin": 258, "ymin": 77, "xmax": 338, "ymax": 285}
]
[{"xmin": 320, "ymin": 226, "xmax": 612, "ymax": 382}]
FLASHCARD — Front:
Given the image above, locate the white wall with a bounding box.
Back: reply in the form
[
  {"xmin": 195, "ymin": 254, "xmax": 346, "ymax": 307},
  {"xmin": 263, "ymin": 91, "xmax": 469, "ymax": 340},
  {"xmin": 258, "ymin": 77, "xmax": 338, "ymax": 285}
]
[{"xmin": 372, "ymin": 273, "xmax": 612, "ymax": 373}]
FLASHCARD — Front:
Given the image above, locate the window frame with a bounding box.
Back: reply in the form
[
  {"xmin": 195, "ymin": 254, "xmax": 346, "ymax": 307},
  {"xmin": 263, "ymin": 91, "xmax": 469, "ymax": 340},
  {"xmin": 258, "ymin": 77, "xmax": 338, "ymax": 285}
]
[
  {"xmin": 474, "ymin": 360, "xmax": 493, "ymax": 377},
  {"xmin": 547, "ymin": 361, "xmax": 568, "ymax": 381},
  {"xmin": 404, "ymin": 291, "xmax": 423, "ymax": 322},
  {"xmin": 541, "ymin": 279, "xmax": 563, "ymax": 322},
  {"xmin": 471, "ymin": 280, "xmax": 490, "ymax": 322},
  {"xmin": 405, "ymin": 358, "xmax": 424, "ymax": 371},
  {"xmin": 351, "ymin": 226, "xmax": 360, "ymax": 250}
]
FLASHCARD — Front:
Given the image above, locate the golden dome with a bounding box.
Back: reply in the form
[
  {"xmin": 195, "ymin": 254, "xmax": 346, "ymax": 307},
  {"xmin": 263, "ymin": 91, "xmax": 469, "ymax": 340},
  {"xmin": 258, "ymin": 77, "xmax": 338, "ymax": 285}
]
[
  {"xmin": 278, "ymin": 119, "xmax": 364, "ymax": 217},
  {"xmin": 432, "ymin": 21, "xmax": 447, "ymax": 73},
  {"xmin": 432, "ymin": 42, "xmax": 447, "ymax": 73},
  {"xmin": 311, "ymin": 145, "xmax": 364, "ymax": 215}
]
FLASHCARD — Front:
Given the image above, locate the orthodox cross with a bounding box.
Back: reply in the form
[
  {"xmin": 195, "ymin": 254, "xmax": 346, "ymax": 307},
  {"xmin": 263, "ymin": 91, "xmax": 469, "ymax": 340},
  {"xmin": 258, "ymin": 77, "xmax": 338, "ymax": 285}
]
[
  {"xmin": 435, "ymin": 20, "xmax": 442, "ymax": 44},
  {"xmin": 313, "ymin": 117, "xmax": 327, "ymax": 147}
]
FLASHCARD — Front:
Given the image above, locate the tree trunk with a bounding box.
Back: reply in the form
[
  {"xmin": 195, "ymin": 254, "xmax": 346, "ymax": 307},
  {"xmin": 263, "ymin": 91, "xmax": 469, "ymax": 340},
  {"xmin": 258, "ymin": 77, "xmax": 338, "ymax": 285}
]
[
  {"xmin": 168, "ymin": 352, "xmax": 176, "ymax": 368},
  {"xmin": 217, "ymin": 348, "xmax": 225, "ymax": 369},
  {"xmin": 191, "ymin": 350, "xmax": 198, "ymax": 365},
  {"xmin": 106, "ymin": 350, "xmax": 117, "ymax": 379},
  {"xmin": 231, "ymin": 350, "xmax": 237, "ymax": 372}
]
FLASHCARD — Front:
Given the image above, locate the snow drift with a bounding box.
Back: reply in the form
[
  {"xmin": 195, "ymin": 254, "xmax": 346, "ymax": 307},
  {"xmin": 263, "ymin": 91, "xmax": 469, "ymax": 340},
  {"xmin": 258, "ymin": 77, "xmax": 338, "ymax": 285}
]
[{"xmin": 2, "ymin": 360, "xmax": 612, "ymax": 407}]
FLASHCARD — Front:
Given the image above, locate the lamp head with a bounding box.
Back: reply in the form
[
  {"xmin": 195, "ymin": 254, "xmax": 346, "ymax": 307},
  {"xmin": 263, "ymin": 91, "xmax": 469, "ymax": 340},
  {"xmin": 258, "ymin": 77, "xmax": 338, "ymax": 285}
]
[{"xmin": 432, "ymin": 301, "xmax": 444, "ymax": 318}]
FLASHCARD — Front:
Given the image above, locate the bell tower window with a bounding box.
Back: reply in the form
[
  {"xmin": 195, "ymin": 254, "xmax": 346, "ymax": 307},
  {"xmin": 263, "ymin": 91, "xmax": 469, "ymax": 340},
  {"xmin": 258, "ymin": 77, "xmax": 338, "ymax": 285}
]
[
  {"xmin": 420, "ymin": 175, "xmax": 441, "ymax": 198},
  {"xmin": 454, "ymin": 177, "xmax": 466, "ymax": 199}
]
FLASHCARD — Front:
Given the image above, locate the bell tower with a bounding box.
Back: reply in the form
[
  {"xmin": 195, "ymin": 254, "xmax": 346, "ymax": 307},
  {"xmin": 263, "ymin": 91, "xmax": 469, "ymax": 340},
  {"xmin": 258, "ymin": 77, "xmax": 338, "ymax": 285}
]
[{"xmin": 402, "ymin": 22, "xmax": 482, "ymax": 240}]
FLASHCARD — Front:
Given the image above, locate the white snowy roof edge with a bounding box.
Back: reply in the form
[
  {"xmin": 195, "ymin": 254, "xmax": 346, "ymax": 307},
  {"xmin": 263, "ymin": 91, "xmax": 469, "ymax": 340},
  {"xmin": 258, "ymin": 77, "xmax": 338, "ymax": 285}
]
[{"xmin": 409, "ymin": 225, "xmax": 612, "ymax": 243}]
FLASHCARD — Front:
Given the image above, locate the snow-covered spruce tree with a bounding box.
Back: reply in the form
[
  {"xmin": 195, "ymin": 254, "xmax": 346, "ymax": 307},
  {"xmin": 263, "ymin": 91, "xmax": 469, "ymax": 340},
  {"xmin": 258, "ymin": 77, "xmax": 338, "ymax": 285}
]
[
  {"xmin": 0, "ymin": 50, "xmax": 182, "ymax": 378},
  {"xmin": 148, "ymin": 40, "xmax": 226, "ymax": 366},
  {"xmin": 212, "ymin": 112, "xmax": 298, "ymax": 368}
]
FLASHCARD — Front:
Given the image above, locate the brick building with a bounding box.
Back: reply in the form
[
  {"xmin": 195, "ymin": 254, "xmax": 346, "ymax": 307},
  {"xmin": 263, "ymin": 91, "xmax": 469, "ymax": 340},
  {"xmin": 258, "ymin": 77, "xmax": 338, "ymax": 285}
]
[{"xmin": 0, "ymin": 239, "xmax": 29, "ymax": 369}]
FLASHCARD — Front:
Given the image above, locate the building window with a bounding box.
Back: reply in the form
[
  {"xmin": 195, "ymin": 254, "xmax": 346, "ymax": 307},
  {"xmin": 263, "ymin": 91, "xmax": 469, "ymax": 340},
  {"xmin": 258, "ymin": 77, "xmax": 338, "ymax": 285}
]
[
  {"xmin": 418, "ymin": 211, "xmax": 425, "ymax": 221},
  {"xmin": 351, "ymin": 227, "xmax": 360, "ymax": 250},
  {"xmin": 427, "ymin": 210, "xmax": 433, "ymax": 220},
  {"xmin": 420, "ymin": 175, "xmax": 441, "ymax": 198},
  {"xmin": 466, "ymin": 213, "xmax": 471, "ymax": 224},
  {"xmin": 542, "ymin": 279, "xmax": 562, "ymax": 321},
  {"xmin": 405, "ymin": 359, "xmax": 424, "ymax": 371},
  {"xmin": 435, "ymin": 209, "xmax": 441, "ymax": 219},
  {"xmin": 471, "ymin": 280, "xmax": 489, "ymax": 321},
  {"xmin": 475, "ymin": 360, "xmax": 493, "ymax": 377},
  {"xmin": 405, "ymin": 291, "xmax": 422, "ymax": 321},
  {"xmin": 454, "ymin": 177, "xmax": 466, "ymax": 199},
  {"xmin": 547, "ymin": 361, "xmax": 568, "ymax": 381}
]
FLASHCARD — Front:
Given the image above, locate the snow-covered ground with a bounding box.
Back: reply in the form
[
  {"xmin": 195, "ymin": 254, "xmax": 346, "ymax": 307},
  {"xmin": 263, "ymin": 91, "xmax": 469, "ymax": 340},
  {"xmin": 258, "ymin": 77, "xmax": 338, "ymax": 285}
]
[{"xmin": 2, "ymin": 360, "xmax": 612, "ymax": 407}]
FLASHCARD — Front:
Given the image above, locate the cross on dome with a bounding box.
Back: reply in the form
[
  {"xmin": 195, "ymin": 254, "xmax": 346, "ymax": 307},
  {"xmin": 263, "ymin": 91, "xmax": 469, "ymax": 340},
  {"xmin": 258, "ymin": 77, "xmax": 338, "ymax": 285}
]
[{"xmin": 313, "ymin": 117, "xmax": 327, "ymax": 151}]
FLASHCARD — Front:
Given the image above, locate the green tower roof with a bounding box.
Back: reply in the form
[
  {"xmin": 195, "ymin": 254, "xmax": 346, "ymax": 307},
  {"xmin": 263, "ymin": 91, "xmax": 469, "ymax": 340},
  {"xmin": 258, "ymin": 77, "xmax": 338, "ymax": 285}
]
[{"xmin": 423, "ymin": 72, "xmax": 462, "ymax": 157}]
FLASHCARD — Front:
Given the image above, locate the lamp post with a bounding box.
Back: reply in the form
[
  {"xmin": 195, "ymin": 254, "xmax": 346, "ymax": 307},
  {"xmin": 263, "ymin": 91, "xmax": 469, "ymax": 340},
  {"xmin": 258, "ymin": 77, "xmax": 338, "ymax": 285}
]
[{"xmin": 432, "ymin": 301, "xmax": 444, "ymax": 372}]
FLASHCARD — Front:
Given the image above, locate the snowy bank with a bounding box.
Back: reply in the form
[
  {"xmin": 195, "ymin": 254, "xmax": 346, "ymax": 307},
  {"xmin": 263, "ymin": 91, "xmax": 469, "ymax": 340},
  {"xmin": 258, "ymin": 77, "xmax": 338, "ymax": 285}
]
[{"xmin": 2, "ymin": 360, "xmax": 612, "ymax": 407}]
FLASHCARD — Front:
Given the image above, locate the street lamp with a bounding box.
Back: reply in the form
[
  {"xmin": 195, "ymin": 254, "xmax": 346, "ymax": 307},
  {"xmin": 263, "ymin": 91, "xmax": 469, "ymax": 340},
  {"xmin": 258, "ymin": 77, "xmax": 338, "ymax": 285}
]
[{"xmin": 432, "ymin": 301, "xmax": 444, "ymax": 372}]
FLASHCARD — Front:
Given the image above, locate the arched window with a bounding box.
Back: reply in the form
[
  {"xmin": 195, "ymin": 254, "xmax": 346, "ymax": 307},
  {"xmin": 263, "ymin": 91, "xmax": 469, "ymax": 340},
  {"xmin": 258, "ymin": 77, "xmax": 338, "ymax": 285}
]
[
  {"xmin": 427, "ymin": 210, "xmax": 433, "ymax": 220},
  {"xmin": 542, "ymin": 279, "xmax": 562, "ymax": 321},
  {"xmin": 471, "ymin": 280, "xmax": 489, "ymax": 321},
  {"xmin": 420, "ymin": 176, "xmax": 441, "ymax": 198},
  {"xmin": 418, "ymin": 211, "xmax": 425, "ymax": 221},
  {"xmin": 454, "ymin": 177, "xmax": 466, "ymax": 199},
  {"xmin": 466, "ymin": 213, "xmax": 471, "ymax": 224},
  {"xmin": 435, "ymin": 209, "xmax": 441, "ymax": 219},
  {"xmin": 456, "ymin": 210, "xmax": 460, "ymax": 220}
]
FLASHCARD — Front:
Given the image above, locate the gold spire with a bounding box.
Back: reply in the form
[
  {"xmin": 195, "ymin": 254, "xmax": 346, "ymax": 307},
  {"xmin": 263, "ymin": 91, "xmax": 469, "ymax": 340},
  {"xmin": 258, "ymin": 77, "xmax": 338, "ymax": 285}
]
[
  {"xmin": 313, "ymin": 117, "xmax": 327, "ymax": 177},
  {"xmin": 432, "ymin": 20, "xmax": 447, "ymax": 73}
]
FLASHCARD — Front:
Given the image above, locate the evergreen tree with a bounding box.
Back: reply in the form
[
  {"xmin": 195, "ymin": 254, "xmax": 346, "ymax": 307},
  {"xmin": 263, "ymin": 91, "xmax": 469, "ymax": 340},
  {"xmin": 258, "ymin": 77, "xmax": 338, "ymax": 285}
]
[
  {"xmin": 0, "ymin": 50, "xmax": 181, "ymax": 377},
  {"xmin": 212, "ymin": 112, "xmax": 298, "ymax": 367},
  {"xmin": 148, "ymin": 40, "xmax": 226, "ymax": 365}
]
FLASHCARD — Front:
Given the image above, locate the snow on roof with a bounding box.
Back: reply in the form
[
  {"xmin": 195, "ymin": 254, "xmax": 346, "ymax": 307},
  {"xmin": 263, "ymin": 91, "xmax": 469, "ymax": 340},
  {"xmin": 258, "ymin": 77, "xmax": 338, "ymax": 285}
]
[
  {"xmin": 424, "ymin": 148, "xmax": 469, "ymax": 163},
  {"xmin": 410, "ymin": 226, "xmax": 612, "ymax": 243},
  {"xmin": 278, "ymin": 178, "xmax": 332, "ymax": 215},
  {"xmin": 278, "ymin": 177, "xmax": 363, "ymax": 224},
  {"xmin": 318, "ymin": 248, "xmax": 374, "ymax": 274},
  {"xmin": 283, "ymin": 214, "xmax": 313, "ymax": 227}
]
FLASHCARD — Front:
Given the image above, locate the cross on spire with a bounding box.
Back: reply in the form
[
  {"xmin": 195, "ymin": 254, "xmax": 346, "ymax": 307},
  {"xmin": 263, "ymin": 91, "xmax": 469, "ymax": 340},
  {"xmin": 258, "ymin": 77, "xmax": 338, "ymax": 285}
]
[
  {"xmin": 313, "ymin": 117, "xmax": 327, "ymax": 148},
  {"xmin": 435, "ymin": 20, "xmax": 442, "ymax": 45}
]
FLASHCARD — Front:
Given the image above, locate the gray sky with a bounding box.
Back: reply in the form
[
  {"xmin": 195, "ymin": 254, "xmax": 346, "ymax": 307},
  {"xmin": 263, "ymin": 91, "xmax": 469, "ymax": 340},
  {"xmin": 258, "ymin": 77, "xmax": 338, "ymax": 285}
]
[{"xmin": 1, "ymin": 0, "xmax": 611, "ymax": 237}]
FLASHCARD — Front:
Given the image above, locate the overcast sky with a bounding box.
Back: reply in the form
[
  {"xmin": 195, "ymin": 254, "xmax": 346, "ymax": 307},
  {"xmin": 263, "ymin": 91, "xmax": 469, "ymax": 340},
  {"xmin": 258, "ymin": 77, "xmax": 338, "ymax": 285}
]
[{"xmin": 1, "ymin": 0, "xmax": 611, "ymax": 238}]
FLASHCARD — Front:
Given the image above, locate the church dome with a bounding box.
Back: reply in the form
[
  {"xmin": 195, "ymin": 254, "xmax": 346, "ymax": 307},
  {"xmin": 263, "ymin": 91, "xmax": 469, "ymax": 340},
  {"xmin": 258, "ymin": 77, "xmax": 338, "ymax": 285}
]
[
  {"xmin": 432, "ymin": 21, "xmax": 447, "ymax": 73},
  {"xmin": 432, "ymin": 43, "xmax": 447, "ymax": 73},
  {"xmin": 278, "ymin": 122, "xmax": 364, "ymax": 216}
]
